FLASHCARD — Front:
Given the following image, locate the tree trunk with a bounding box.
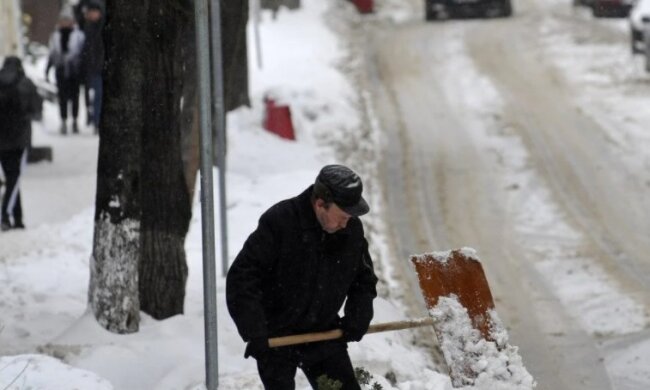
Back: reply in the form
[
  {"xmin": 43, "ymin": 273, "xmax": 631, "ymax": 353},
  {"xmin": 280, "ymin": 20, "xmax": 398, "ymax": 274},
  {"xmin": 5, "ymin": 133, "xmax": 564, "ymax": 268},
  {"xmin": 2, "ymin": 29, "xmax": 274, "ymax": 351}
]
[
  {"xmin": 89, "ymin": 0, "xmax": 144, "ymax": 334},
  {"xmin": 179, "ymin": 0, "xmax": 200, "ymax": 200},
  {"xmin": 138, "ymin": 0, "xmax": 192, "ymax": 319},
  {"xmin": 221, "ymin": 0, "xmax": 250, "ymax": 112},
  {"xmin": 91, "ymin": 0, "xmax": 251, "ymax": 328}
]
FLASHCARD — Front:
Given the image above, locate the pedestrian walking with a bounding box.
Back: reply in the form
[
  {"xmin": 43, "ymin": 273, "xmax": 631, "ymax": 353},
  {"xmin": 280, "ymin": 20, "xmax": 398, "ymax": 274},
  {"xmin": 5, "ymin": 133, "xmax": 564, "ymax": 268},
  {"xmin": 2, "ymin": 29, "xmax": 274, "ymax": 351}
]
[
  {"xmin": 0, "ymin": 56, "xmax": 43, "ymax": 231},
  {"xmin": 226, "ymin": 164, "xmax": 378, "ymax": 390},
  {"xmin": 80, "ymin": 0, "xmax": 105, "ymax": 134},
  {"xmin": 46, "ymin": 8, "xmax": 85, "ymax": 135}
]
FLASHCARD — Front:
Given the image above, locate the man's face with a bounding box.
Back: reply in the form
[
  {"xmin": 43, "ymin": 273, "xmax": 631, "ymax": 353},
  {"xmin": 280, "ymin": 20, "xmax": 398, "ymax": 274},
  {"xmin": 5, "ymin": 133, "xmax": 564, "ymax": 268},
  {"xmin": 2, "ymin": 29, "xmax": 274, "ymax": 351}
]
[{"xmin": 314, "ymin": 199, "xmax": 352, "ymax": 234}]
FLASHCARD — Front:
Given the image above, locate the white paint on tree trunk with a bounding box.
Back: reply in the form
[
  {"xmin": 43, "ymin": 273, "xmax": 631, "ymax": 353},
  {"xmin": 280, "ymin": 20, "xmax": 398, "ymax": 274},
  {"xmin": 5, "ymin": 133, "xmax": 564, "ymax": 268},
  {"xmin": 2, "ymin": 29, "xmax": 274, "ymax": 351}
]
[
  {"xmin": 88, "ymin": 212, "xmax": 140, "ymax": 334},
  {"xmin": 108, "ymin": 195, "xmax": 121, "ymax": 209}
]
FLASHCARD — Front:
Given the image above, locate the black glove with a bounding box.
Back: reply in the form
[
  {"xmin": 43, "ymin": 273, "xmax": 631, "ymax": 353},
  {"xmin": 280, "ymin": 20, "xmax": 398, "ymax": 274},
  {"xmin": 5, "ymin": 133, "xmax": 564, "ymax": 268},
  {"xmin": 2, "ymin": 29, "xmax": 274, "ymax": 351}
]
[
  {"xmin": 340, "ymin": 318, "xmax": 366, "ymax": 342},
  {"xmin": 244, "ymin": 336, "xmax": 270, "ymax": 360}
]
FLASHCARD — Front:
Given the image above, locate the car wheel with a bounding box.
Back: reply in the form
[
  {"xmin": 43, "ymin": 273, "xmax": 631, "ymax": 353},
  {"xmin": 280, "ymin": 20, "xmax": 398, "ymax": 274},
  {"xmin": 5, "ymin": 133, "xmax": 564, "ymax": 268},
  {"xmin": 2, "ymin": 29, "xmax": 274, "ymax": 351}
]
[
  {"xmin": 425, "ymin": 0, "xmax": 439, "ymax": 21},
  {"xmin": 593, "ymin": 5, "xmax": 603, "ymax": 17},
  {"xmin": 631, "ymin": 34, "xmax": 640, "ymax": 55},
  {"xmin": 645, "ymin": 31, "xmax": 650, "ymax": 72},
  {"xmin": 425, "ymin": 8, "xmax": 437, "ymax": 20},
  {"xmin": 501, "ymin": 0, "xmax": 512, "ymax": 17}
]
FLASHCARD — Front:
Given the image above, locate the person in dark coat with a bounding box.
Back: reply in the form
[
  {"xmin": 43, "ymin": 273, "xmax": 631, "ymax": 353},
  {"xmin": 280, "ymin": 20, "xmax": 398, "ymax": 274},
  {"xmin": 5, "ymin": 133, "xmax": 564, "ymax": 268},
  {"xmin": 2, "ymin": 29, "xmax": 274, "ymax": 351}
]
[
  {"xmin": 73, "ymin": 0, "xmax": 104, "ymax": 120},
  {"xmin": 226, "ymin": 164, "xmax": 378, "ymax": 390},
  {"xmin": 0, "ymin": 57, "xmax": 43, "ymax": 231},
  {"xmin": 80, "ymin": 0, "xmax": 105, "ymax": 133},
  {"xmin": 46, "ymin": 8, "xmax": 85, "ymax": 135}
]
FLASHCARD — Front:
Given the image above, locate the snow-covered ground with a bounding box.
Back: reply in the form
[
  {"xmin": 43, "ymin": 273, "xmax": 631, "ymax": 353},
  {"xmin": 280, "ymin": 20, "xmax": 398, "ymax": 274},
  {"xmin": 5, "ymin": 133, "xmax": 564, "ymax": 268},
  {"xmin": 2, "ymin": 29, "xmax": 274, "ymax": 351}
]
[
  {"xmin": 538, "ymin": 2, "xmax": 650, "ymax": 387},
  {"xmin": 3, "ymin": 0, "xmax": 650, "ymax": 389}
]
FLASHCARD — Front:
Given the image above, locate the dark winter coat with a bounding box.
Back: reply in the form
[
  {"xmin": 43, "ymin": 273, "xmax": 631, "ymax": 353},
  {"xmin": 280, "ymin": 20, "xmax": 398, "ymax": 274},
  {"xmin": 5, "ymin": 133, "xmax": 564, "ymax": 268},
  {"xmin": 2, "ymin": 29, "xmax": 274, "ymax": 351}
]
[
  {"xmin": 0, "ymin": 57, "xmax": 42, "ymax": 151},
  {"xmin": 226, "ymin": 186, "xmax": 378, "ymax": 352},
  {"xmin": 81, "ymin": 17, "xmax": 105, "ymax": 78}
]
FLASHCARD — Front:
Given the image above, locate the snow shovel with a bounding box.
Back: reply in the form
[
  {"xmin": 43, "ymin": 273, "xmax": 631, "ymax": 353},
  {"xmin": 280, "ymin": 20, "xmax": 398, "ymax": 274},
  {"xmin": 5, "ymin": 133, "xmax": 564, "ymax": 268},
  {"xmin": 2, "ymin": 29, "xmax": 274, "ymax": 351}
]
[
  {"xmin": 268, "ymin": 317, "xmax": 434, "ymax": 348},
  {"xmin": 412, "ymin": 248, "xmax": 507, "ymax": 388},
  {"xmin": 268, "ymin": 248, "xmax": 495, "ymax": 348},
  {"xmin": 411, "ymin": 248, "xmax": 496, "ymax": 339}
]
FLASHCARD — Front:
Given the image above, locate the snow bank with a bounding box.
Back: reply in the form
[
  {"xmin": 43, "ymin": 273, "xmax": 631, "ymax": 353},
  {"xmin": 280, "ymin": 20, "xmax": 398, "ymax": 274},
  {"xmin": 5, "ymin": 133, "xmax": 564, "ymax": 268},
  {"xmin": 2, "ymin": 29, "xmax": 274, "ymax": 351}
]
[{"xmin": 0, "ymin": 354, "xmax": 113, "ymax": 389}]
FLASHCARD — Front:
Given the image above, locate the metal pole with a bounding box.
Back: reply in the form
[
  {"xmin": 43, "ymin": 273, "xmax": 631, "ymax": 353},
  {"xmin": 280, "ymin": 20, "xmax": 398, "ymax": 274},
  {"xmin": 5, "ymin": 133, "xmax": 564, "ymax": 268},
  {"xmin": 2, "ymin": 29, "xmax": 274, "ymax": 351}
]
[
  {"xmin": 194, "ymin": 0, "xmax": 219, "ymax": 388},
  {"xmin": 252, "ymin": 0, "xmax": 263, "ymax": 69},
  {"xmin": 208, "ymin": 0, "xmax": 229, "ymax": 277}
]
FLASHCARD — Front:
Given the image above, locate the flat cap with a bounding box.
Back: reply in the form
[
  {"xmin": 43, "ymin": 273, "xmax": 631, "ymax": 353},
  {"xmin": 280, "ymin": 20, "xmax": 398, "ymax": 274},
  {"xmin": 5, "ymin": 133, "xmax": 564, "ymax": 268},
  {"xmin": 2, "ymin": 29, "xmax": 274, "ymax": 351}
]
[{"xmin": 314, "ymin": 165, "xmax": 369, "ymax": 217}]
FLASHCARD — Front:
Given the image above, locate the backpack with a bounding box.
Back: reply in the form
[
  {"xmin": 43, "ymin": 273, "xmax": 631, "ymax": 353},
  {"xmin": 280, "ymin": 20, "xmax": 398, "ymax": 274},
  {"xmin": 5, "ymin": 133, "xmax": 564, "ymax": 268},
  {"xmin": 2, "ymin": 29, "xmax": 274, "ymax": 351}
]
[{"xmin": 0, "ymin": 80, "xmax": 23, "ymax": 119}]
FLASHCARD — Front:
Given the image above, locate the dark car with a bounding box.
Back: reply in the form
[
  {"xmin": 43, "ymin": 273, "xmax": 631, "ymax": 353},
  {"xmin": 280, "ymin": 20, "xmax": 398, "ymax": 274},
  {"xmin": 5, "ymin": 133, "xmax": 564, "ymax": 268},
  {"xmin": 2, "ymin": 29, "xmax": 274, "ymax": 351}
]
[
  {"xmin": 573, "ymin": 0, "xmax": 595, "ymax": 7},
  {"xmin": 425, "ymin": 0, "xmax": 512, "ymax": 20},
  {"xmin": 592, "ymin": 0, "xmax": 635, "ymax": 17}
]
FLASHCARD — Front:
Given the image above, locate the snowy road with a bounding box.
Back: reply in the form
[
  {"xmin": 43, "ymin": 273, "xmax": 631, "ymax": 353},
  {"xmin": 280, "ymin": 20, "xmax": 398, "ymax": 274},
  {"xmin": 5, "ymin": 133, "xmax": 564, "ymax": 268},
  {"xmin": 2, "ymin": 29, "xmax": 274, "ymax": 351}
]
[{"xmin": 367, "ymin": 0, "xmax": 650, "ymax": 389}]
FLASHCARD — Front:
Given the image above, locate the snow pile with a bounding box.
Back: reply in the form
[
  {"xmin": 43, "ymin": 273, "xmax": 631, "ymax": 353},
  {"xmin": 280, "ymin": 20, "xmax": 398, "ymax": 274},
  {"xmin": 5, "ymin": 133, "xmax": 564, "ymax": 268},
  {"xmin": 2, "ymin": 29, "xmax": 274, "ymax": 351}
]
[
  {"xmin": 0, "ymin": 354, "xmax": 113, "ymax": 389},
  {"xmin": 430, "ymin": 296, "xmax": 536, "ymax": 390}
]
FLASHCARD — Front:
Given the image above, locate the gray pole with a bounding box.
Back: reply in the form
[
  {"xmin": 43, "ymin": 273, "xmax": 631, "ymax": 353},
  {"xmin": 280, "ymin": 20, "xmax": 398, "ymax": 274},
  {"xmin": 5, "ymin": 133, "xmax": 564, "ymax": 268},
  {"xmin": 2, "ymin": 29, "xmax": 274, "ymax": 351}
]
[
  {"xmin": 209, "ymin": 0, "xmax": 229, "ymax": 277},
  {"xmin": 194, "ymin": 0, "xmax": 219, "ymax": 388},
  {"xmin": 252, "ymin": 0, "xmax": 263, "ymax": 69}
]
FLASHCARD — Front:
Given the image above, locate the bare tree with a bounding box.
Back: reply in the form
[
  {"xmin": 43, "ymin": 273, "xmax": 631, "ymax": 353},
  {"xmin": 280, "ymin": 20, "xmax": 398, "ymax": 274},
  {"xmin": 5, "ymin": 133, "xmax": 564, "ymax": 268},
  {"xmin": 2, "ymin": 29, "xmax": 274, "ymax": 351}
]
[
  {"xmin": 90, "ymin": 0, "xmax": 250, "ymax": 331},
  {"xmin": 138, "ymin": 0, "xmax": 193, "ymax": 319},
  {"xmin": 89, "ymin": 0, "xmax": 144, "ymax": 334}
]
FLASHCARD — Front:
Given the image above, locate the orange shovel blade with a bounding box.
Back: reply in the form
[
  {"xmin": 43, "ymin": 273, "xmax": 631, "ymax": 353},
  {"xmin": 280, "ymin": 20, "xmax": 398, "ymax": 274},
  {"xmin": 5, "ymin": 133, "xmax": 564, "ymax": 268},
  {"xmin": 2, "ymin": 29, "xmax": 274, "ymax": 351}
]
[{"xmin": 411, "ymin": 248, "xmax": 495, "ymax": 339}]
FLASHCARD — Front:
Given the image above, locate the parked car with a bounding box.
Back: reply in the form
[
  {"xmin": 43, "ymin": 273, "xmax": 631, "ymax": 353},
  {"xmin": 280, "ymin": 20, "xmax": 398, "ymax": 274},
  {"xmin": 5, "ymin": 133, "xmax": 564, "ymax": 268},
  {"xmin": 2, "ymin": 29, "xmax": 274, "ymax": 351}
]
[
  {"xmin": 592, "ymin": 0, "xmax": 635, "ymax": 17},
  {"xmin": 630, "ymin": 0, "xmax": 650, "ymax": 53},
  {"xmin": 573, "ymin": 0, "xmax": 595, "ymax": 7},
  {"xmin": 425, "ymin": 0, "xmax": 512, "ymax": 20}
]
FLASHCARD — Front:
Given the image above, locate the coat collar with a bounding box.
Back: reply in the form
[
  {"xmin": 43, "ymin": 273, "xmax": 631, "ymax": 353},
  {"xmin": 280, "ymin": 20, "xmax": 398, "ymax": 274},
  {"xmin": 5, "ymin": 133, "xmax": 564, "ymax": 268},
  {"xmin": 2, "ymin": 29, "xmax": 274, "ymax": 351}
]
[{"xmin": 296, "ymin": 185, "xmax": 319, "ymax": 230}]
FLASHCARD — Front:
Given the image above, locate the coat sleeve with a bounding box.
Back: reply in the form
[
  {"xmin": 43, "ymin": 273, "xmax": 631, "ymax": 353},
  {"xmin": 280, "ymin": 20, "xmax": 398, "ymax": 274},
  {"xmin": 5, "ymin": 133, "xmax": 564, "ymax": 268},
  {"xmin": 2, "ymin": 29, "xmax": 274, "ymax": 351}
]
[
  {"xmin": 226, "ymin": 209, "xmax": 280, "ymax": 342},
  {"xmin": 342, "ymin": 237, "xmax": 378, "ymax": 335}
]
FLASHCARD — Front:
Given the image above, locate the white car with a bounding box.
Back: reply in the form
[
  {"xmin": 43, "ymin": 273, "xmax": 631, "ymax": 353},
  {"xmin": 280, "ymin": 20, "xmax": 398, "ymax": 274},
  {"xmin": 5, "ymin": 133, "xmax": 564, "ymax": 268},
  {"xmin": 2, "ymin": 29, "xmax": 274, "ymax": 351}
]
[{"xmin": 630, "ymin": 0, "xmax": 650, "ymax": 53}]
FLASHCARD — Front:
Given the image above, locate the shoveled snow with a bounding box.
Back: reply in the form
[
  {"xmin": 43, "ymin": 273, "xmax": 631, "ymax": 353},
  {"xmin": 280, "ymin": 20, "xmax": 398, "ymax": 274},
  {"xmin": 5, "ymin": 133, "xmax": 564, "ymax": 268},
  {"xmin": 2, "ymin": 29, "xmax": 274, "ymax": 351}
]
[
  {"xmin": 430, "ymin": 296, "xmax": 536, "ymax": 390},
  {"xmin": 414, "ymin": 248, "xmax": 481, "ymax": 265}
]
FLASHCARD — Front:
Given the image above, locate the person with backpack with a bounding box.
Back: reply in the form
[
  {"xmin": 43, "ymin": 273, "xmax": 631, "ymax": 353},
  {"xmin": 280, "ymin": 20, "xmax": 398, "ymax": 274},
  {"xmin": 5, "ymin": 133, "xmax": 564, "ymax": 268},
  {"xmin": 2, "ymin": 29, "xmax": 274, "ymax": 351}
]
[
  {"xmin": 0, "ymin": 56, "xmax": 43, "ymax": 231},
  {"xmin": 45, "ymin": 8, "xmax": 85, "ymax": 135},
  {"xmin": 80, "ymin": 1, "xmax": 105, "ymax": 134}
]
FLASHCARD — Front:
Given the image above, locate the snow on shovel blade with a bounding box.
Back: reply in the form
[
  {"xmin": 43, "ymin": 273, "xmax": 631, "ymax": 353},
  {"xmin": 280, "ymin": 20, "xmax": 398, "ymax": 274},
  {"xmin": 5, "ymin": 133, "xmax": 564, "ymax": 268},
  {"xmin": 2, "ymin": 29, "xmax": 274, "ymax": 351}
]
[{"xmin": 411, "ymin": 248, "xmax": 536, "ymax": 389}]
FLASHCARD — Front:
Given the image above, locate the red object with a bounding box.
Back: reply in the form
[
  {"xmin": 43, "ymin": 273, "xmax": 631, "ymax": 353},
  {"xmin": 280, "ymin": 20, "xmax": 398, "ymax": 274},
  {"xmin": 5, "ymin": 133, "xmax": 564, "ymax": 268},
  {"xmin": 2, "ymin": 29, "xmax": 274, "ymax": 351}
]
[
  {"xmin": 352, "ymin": 0, "xmax": 373, "ymax": 14},
  {"xmin": 263, "ymin": 97, "xmax": 295, "ymax": 141}
]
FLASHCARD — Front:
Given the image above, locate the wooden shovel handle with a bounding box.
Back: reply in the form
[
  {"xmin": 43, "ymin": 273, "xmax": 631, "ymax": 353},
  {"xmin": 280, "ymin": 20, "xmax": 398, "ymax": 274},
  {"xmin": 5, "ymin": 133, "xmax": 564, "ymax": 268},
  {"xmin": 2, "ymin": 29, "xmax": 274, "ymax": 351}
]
[{"xmin": 268, "ymin": 317, "xmax": 434, "ymax": 348}]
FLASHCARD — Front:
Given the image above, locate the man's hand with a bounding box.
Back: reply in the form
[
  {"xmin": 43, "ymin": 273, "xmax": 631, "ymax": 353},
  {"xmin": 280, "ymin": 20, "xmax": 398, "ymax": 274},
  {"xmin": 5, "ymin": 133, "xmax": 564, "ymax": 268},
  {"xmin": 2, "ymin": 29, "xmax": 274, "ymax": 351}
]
[
  {"xmin": 244, "ymin": 337, "xmax": 270, "ymax": 360},
  {"xmin": 340, "ymin": 318, "xmax": 365, "ymax": 342}
]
